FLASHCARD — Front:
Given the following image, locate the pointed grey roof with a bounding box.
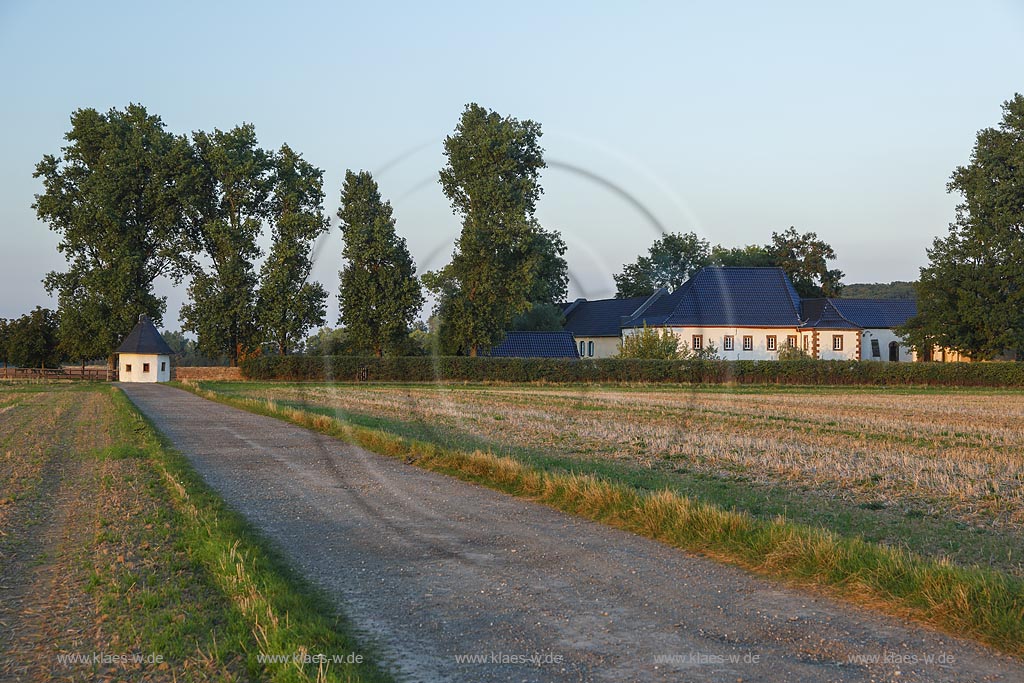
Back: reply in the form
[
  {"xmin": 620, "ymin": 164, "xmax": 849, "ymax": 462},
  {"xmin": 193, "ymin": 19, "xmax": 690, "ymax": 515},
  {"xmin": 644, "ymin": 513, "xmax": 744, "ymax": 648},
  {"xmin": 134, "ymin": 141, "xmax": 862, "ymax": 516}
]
[{"xmin": 116, "ymin": 315, "xmax": 174, "ymax": 355}]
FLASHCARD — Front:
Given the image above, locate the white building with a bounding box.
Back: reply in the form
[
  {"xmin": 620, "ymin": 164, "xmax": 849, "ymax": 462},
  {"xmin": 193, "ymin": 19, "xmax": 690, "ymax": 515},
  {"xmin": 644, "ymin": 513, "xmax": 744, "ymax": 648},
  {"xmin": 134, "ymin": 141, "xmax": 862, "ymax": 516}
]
[
  {"xmin": 616, "ymin": 267, "xmax": 917, "ymax": 361},
  {"xmin": 116, "ymin": 315, "xmax": 173, "ymax": 382}
]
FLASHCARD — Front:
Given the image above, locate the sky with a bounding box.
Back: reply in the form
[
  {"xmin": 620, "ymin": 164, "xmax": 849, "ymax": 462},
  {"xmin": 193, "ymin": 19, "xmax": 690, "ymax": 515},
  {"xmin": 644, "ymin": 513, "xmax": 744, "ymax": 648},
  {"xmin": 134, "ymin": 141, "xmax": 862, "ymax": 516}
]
[{"xmin": 1, "ymin": 0, "xmax": 1022, "ymax": 327}]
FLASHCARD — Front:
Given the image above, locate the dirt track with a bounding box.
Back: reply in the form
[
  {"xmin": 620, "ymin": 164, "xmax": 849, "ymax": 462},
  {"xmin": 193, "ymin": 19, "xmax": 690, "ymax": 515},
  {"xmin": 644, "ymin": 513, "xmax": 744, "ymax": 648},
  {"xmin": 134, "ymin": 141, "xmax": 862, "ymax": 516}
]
[{"xmin": 120, "ymin": 384, "xmax": 1024, "ymax": 683}]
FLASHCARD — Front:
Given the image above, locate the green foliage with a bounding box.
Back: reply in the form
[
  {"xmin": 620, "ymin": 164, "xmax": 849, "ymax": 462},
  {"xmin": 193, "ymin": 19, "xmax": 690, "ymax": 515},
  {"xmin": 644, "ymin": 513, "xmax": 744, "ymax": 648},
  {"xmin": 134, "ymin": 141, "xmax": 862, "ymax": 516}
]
[
  {"xmin": 337, "ymin": 171, "xmax": 423, "ymax": 357},
  {"xmin": 257, "ymin": 145, "xmax": 329, "ymax": 355},
  {"xmin": 161, "ymin": 329, "xmax": 226, "ymax": 366},
  {"xmin": 242, "ymin": 355, "xmax": 1024, "ymax": 387},
  {"xmin": 614, "ymin": 232, "xmax": 711, "ymax": 297},
  {"xmin": 181, "ymin": 124, "xmax": 273, "ymax": 366},
  {"xmin": 902, "ymin": 94, "xmax": 1024, "ymax": 360},
  {"xmin": 526, "ymin": 226, "xmax": 569, "ymax": 305},
  {"xmin": 840, "ymin": 281, "xmax": 917, "ymax": 300},
  {"xmin": 617, "ymin": 229, "xmax": 843, "ymax": 299},
  {"xmin": 617, "ymin": 324, "xmax": 684, "ymax": 359},
  {"xmin": 406, "ymin": 320, "xmax": 437, "ymax": 356},
  {"xmin": 3, "ymin": 307, "xmax": 63, "ymax": 368},
  {"xmin": 689, "ymin": 340, "xmax": 720, "ymax": 361},
  {"xmin": 34, "ymin": 104, "xmax": 196, "ymax": 364},
  {"xmin": 510, "ymin": 303, "xmax": 565, "ymax": 331},
  {"xmin": 768, "ymin": 226, "xmax": 845, "ymax": 297},
  {"xmin": 776, "ymin": 344, "xmax": 812, "ymax": 360},
  {"xmin": 303, "ymin": 327, "xmax": 359, "ymax": 356},
  {"xmin": 710, "ymin": 243, "xmax": 776, "ymax": 267},
  {"xmin": 425, "ymin": 103, "xmax": 552, "ymax": 356}
]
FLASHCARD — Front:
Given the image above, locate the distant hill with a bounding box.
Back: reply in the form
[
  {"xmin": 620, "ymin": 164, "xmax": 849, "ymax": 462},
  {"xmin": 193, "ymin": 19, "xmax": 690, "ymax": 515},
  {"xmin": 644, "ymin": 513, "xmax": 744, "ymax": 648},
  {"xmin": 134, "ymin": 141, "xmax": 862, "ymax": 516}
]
[{"xmin": 839, "ymin": 281, "xmax": 917, "ymax": 300}]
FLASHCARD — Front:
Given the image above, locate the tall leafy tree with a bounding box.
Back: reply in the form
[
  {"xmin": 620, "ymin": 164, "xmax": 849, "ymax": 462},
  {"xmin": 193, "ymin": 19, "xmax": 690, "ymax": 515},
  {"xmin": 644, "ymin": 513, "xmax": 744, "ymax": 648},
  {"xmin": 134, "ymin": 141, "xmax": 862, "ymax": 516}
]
[
  {"xmin": 511, "ymin": 224, "xmax": 569, "ymax": 331},
  {"xmin": 34, "ymin": 104, "xmax": 197, "ymax": 366},
  {"xmin": 337, "ymin": 170, "xmax": 423, "ymax": 356},
  {"xmin": 614, "ymin": 232, "xmax": 711, "ymax": 298},
  {"xmin": 769, "ymin": 226, "xmax": 844, "ymax": 298},
  {"xmin": 180, "ymin": 124, "xmax": 272, "ymax": 366},
  {"xmin": 424, "ymin": 103, "xmax": 548, "ymax": 355},
  {"xmin": 5, "ymin": 307, "xmax": 63, "ymax": 368},
  {"xmin": 902, "ymin": 94, "xmax": 1024, "ymax": 359},
  {"xmin": 257, "ymin": 145, "xmax": 329, "ymax": 355}
]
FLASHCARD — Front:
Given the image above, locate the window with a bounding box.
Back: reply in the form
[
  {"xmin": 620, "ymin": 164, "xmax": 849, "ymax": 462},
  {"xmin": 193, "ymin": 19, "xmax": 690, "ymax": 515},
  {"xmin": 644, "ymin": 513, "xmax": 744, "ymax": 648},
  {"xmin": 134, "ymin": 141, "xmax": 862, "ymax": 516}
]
[
  {"xmin": 161, "ymin": 361, "xmax": 166, "ymax": 372},
  {"xmin": 832, "ymin": 335, "xmax": 843, "ymax": 351},
  {"xmin": 692, "ymin": 335, "xmax": 702, "ymax": 351},
  {"xmin": 766, "ymin": 335, "xmax": 777, "ymax": 351},
  {"xmin": 742, "ymin": 335, "xmax": 753, "ymax": 351},
  {"xmin": 803, "ymin": 335, "xmax": 809, "ymax": 351},
  {"xmin": 125, "ymin": 364, "xmax": 132, "ymax": 373},
  {"xmin": 579, "ymin": 341, "xmax": 585, "ymax": 357},
  {"xmin": 871, "ymin": 339, "xmax": 881, "ymax": 358},
  {"xmin": 723, "ymin": 335, "xmax": 734, "ymax": 351},
  {"xmin": 787, "ymin": 335, "xmax": 797, "ymax": 348},
  {"xmin": 587, "ymin": 341, "xmax": 594, "ymax": 357},
  {"xmin": 143, "ymin": 363, "xmax": 150, "ymax": 373}
]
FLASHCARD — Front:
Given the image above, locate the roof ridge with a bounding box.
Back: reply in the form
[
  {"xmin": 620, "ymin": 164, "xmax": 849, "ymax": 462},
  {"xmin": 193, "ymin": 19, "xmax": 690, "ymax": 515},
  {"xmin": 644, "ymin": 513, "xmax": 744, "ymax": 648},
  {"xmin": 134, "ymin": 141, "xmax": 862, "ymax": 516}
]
[{"xmin": 823, "ymin": 298, "xmax": 861, "ymax": 328}]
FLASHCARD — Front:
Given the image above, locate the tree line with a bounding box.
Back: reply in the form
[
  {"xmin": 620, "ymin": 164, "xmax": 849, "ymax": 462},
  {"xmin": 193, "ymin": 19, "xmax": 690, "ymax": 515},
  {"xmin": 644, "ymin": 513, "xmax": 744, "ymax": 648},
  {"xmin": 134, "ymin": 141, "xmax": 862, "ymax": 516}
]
[
  {"xmin": 613, "ymin": 227, "xmax": 844, "ymax": 299},
  {"xmin": 32, "ymin": 102, "xmax": 570, "ymax": 366},
  {"xmin": 26, "ymin": 93, "xmax": 1024, "ymax": 366}
]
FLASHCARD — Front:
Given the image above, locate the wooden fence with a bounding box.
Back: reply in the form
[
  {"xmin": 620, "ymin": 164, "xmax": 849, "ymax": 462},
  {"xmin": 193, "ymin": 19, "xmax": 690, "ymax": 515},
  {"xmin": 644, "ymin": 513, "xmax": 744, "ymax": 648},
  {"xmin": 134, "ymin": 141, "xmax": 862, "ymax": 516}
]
[{"xmin": 1, "ymin": 366, "xmax": 117, "ymax": 381}]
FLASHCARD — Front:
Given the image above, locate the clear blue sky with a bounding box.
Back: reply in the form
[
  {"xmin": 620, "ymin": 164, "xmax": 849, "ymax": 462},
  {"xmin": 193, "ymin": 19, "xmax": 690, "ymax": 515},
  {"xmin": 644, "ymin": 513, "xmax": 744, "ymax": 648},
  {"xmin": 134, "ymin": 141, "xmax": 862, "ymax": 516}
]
[{"xmin": 2, "ymin": 0, "xmax": 1022, "ymax": 326}]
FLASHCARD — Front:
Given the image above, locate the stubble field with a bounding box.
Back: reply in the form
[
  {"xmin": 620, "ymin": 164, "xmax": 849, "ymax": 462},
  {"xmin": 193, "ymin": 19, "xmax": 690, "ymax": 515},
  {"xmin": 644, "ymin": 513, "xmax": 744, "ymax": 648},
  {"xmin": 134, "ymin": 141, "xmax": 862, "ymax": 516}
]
[{"xmin": 210, "ymin": 381, "xmax": 1024, "ymax": 576}]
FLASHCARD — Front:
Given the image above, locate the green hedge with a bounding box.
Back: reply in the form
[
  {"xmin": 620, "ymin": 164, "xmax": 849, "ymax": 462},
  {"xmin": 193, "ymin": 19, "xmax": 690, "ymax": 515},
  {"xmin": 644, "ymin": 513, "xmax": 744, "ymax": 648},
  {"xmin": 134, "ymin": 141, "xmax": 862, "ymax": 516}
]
[{"xmin": 239, "ymin": 355, "xmax": 1024, "ymax": 387}]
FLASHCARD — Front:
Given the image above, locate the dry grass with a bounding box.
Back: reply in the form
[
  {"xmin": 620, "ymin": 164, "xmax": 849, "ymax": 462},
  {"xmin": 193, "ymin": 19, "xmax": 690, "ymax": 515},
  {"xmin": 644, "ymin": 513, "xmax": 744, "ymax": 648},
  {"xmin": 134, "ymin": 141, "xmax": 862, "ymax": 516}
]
[{"xmin": 234, "ymin": 384, "xmax": 1024, "ymax": 531}]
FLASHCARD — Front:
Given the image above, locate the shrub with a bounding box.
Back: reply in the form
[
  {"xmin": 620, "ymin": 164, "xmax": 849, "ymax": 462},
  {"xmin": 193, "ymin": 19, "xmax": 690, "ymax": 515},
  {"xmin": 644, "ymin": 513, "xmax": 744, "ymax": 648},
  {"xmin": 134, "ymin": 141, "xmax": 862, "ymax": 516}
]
[
  {"xmin": 239, "ymin": 355, "xmax": 1024, "ymax": 387},
  {"xmin": 617, "ymin": 324, "xmax": 685, "ymax": 359}
]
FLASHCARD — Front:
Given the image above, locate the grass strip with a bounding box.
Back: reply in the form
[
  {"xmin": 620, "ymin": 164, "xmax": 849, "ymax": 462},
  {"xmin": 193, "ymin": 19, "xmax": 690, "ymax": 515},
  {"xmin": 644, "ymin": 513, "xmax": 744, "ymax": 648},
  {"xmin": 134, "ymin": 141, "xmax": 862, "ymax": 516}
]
[
  {"xmin": 109, "ymin": 387, "xmax": 393, "ymax": 683},
  {"xmin": 178, "ymin": 380, "xmax": 1024, "ymax": 657}
]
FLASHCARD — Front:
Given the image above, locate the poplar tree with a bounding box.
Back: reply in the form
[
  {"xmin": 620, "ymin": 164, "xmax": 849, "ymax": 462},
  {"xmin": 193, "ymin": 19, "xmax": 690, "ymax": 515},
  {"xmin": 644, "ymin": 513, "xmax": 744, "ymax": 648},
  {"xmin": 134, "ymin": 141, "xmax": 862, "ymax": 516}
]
[
  {"xmin": 257, "ymin": 145, "xmax": 329, "ymax": 355},
  {"xmin": 423, "ymin": 103, "xmax": 548, "ymax": 355},
  {"xmin": 337, "ymin": 170, "xmax": 423, "ymax": 356},
  {"xmin": 180, "ymin": 124, "xmax": 272, "ymax": 365}
]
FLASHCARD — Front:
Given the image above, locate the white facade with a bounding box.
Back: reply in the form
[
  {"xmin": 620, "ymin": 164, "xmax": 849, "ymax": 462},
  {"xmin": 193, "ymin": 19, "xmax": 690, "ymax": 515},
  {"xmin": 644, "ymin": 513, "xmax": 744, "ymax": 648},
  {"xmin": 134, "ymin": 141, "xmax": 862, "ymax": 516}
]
[
  {"xmin": 573, "ymin": 336, "xmax": 621, "ymax": 359},
  {"xmin": 623, "ymin": 326, "xmax": 804, "ymax": 361},
  {"xmin": 859, "ymin": 329, "xmax": 916, "ymax": 362},
  {"xmin": 119, "ymin": 353, "xmax": 171, "ymax": 383},
  {"xmin": 621, "ymin": 327, "xmax": 905, "ymax": 361}
]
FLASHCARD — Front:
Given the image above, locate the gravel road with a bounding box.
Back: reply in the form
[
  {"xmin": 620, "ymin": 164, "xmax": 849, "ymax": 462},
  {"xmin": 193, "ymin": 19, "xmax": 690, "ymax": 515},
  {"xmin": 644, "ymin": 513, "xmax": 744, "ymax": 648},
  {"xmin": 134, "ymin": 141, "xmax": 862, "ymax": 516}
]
[{"xmin": 120, "ymin": 384, "xmax": 1022, "ymax": 683}]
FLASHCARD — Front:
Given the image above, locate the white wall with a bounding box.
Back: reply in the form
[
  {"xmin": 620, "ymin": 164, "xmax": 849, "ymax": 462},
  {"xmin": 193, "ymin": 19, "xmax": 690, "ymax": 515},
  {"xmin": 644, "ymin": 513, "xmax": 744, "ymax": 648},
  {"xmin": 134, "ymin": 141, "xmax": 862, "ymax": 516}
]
[
  {"xmin": 572, "ymin": 336, "xmax": 621, "ymax": 359},
  {"xmin": 860, "ymin": 329, "xmax": 916, "ymax": 362},
  {"xmin": 622, "ymin": 326, "xmax": 803, "ymax": 361},
  {"xmin": 816, "ymin": 330, "xmax": 860, "ymax": 361},
  {"xmin": 119, "ymin": 354, "xmax": 171, "ymax": 383},
  {"xmin": 621, "ymin": 326, "xmax": 920, "ymax": 362}
]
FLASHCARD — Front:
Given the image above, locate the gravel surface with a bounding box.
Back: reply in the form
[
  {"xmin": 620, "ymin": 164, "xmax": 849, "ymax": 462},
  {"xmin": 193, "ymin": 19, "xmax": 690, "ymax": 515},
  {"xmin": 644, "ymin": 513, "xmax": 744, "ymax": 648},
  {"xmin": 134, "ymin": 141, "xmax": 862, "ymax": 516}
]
[{"xmin": 121, "ymin": 384, "xmax": 1023, "ymax": 683}]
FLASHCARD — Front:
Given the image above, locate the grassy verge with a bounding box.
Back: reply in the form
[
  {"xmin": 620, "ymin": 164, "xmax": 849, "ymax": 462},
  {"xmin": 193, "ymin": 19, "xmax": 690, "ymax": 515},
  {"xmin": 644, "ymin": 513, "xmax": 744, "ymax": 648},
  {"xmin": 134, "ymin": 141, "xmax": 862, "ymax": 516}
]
[
  {"xmin": 177, "ymin": 380, "xmax": 1024, "ymax": 657},
  {"xmin": 102, "ymin": 386, "xmax": 393, "ymax": 683}
]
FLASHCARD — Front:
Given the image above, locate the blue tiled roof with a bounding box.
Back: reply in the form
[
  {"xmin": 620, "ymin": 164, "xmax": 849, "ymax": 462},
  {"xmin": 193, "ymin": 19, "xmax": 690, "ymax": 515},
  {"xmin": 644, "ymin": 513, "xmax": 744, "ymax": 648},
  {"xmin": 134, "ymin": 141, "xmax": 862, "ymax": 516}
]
[
  {"xmin": 562, "ymin": 296, "xmax": 650, "ymax": 337},
  {"xmin": 487, "ymin": 331, "xmax": 580, "ymax": 358},
  {"xmin": 800, "ymin": 299, "xmax": 860, "ymax": 329},
  {"xmin": 829, "ymin": 299, "xmax": 917, "ymax": 328},
  {"xmin": 625, "ymin": 267, "xmax": 803, "ymax": 328},
  {"xmin": 116, "ymin": 315, "xmax": 175, "ymax": 355}
]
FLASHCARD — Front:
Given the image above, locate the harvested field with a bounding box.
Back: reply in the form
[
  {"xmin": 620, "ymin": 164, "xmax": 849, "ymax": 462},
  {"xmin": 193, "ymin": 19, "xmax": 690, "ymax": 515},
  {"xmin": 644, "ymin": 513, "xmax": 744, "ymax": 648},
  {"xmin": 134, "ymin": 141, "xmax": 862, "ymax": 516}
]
[
  {"xmin": 205, "ymin": 382, "xmax": 1024, "ymax": 578},
  {"xmin": 227, "ymin": 384, "xmax": 1024, "ymax": 529}
]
